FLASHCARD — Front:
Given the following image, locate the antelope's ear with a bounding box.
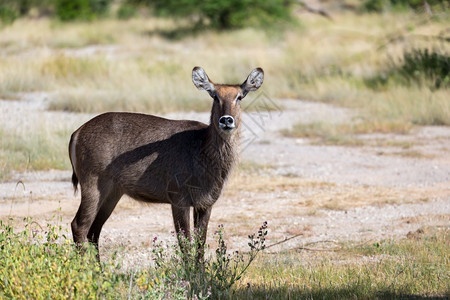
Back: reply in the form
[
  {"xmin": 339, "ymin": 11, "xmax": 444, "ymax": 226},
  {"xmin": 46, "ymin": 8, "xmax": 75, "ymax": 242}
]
[
  {"xmin": 241, "ymin": 68, "xmax": 264, "ymax": 97},
  {"xmin": 192, "ymin": 67, "xmax": 215, "ymax": 96}
]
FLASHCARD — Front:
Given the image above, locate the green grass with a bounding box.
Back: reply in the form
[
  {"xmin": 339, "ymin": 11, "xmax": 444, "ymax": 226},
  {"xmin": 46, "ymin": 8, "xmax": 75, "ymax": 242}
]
[
  {"xmin": 0, "ymin": 219, "xmax": 267, "ymax": 299},
  {"xmin": 1, "ymin": 219, "xmax": 448, "ymax": 299}
]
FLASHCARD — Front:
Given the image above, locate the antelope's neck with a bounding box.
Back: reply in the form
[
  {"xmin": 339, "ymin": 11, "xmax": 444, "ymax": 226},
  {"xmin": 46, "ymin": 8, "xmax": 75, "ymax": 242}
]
[{"xmin": 204, "ymin": 125, "xmax": 240, "ymax": 177}]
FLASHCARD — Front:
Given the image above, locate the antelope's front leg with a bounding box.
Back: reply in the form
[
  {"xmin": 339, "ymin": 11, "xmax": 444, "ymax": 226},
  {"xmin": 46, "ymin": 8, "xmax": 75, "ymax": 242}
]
[
  {"xmin": 194, "ymin": 206, "xmax": 212, "ymax": 260},
  {"xmin": 171, "ymin": 204, "xmax": 191, "ymax": 251}
]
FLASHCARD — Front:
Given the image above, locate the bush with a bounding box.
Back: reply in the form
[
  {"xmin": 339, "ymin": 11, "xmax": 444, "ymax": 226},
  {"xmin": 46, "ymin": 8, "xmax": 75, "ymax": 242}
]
[
  {"xmin": 0, "ymin": 0, "xmax": 54, "ymax": 24},
  {"xmin": 0, "ymin": 0, "xmax": 19, "ymax": 24},
  {"xmin": 0, "ymin": 219, "xmax": 268, "ymax": 299},
  {"xmin": 366, "ymin": 48, "xmax": 449, "ymax": 90},
  {"xmin": 398, "ymin": 48, "xmax": 450, "ymax": 88},
  {"xmin": 55, "ymin": 0, "xmax": 112, "ymax": 21},
  {"xmin": 0, "ymin": 219, "xmax": 122, "ymax": 298},
  {"xmin": 363, "ymin": 0, "xmax": 386, "ymax": 12},
  {"xmin": 138, "ymin": 0, "xmax": 294, "ymax": 29}
]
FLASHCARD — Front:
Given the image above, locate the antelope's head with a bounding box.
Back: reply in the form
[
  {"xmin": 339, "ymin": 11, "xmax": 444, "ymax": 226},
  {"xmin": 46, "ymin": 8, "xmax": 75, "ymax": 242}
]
[{"xmin": 192, "ymin": 67, "xmax": 264, "ymax": 136}]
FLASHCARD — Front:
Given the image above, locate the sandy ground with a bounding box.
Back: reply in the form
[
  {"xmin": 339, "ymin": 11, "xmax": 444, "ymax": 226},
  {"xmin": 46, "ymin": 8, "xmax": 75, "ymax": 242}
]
[{"xmin": 0, "ymin": 93, "xmax": 449, "ymax": 268}]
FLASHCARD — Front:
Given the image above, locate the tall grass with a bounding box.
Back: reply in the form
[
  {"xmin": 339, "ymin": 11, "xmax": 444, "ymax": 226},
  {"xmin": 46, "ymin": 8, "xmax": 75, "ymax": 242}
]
[{"xmin": 0, "ymin": 13, "xmax": 448, "ymax": 119}]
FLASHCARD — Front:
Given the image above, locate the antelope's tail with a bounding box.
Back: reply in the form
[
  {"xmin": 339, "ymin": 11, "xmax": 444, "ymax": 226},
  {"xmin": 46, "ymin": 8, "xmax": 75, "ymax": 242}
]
[
  {"xmin": 71, "ymin": 172, "xmax": 78, "ymax": 194},
  {"xmin": 69, "ymin": 132, "xmax": 79, "ymax": 194}
]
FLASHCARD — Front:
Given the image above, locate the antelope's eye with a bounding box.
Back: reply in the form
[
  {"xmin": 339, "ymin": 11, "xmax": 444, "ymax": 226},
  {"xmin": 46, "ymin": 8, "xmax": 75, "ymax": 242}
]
[{"xmin": 236, "ymin": 95, "xmax": 242, "ymax": 101}]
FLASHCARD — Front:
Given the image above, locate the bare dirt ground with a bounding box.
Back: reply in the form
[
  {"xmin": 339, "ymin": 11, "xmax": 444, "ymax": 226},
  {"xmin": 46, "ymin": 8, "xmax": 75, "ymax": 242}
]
[{"xmin": 1, "ymin": 94, "xmax": 449, "ymax": 268}]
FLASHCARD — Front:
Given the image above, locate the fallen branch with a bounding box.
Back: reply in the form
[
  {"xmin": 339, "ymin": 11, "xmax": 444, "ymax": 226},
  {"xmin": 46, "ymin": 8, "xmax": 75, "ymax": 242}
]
[
  {"xmin": 266, "ymin": 236, "xmax": 380, "ymax": 253},
  {"xmin": 265, "ymin": 232, "xmax": 305, "ymax": 249},
  {"xmin": 297, "ymin": 0, "xmax": 333, "ymax": 21},
  {"xmin": 266, "ymin": 235, "xmax": 340, "ymax": 251}
]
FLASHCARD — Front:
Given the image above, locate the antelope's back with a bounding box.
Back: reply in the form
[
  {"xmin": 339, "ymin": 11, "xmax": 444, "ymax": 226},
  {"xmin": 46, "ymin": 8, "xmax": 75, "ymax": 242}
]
[{"xmin": 71, "ymin": 112, "xmax": 208, "ymax": 177}]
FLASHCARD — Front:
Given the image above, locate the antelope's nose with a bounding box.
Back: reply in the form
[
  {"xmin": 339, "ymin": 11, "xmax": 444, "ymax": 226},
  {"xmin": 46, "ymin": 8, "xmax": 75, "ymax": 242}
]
[{"xmin": 219, "ymin": 115, "xmax": 235, "ymax": 131}]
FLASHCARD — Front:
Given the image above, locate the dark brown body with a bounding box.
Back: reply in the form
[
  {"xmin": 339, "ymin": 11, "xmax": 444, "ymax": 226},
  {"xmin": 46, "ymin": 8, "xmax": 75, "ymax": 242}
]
[{"xmin": 69, "ymin": 67, "xmax": 264, "ymax": 257}]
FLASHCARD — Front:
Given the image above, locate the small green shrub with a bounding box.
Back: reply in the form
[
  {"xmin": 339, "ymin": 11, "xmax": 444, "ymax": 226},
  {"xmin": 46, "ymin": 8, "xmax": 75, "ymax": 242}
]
[
  {"xmin": 55, "ymin": 0, "xmax": 92, "ymax": 21},
  {"xmin": 0, "ymin": 0, "xmax": 19, "ymax": 24},
  {"xmin": 0, "ymin": 219, "xmax": 267, "ymax": 299},
  {"xmin": 117, "ymin": 3, "xmax": 137, "ymax": 20},
  {"xmin": 366, "ymin": 47, "xmax": 449, "ymax": 90},
  {"xmin": 55, "ymin": 0, "xmax": 112, "ymax": 21},
  {"xmin": 398, "ymin": 48, "xmax": 450, "ymax": 89},
  {"xmin": 0, "ymin": 219, "xmax": 124, "ymax": 299},
  {"xmin": 389, "ymin": 0, "xmax": 445, "ymax": 9},
  {"xmin": 363, "ymin": 0, "xmax": 387, "ymax": 12},
  {"xmin": 1, "ymin": 0, "xmax": 111, "ymax": 23}
]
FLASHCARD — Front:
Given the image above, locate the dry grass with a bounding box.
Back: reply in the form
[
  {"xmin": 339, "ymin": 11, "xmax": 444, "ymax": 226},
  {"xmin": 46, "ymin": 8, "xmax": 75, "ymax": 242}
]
[
  {"xmin": 231, "ymin": 227, "xmax": 449, "ymax": 299},
  {"xmin": 225, "ymin": 171, "xmax": 441, "ymax": 213},
  {"xmin": 0, "ymin": 125, "xmax": 71, "ymax": 180},
  {"xmin": 0, "ymin": 10, "xmax": 448, "ymax": 179},
  {"xmin": 0, "ymin": 12, "xmax": 448, "ymax": 119},
  {"xmin": 281, "ymin": 120, "xmax": 413, "ymax": 146}
]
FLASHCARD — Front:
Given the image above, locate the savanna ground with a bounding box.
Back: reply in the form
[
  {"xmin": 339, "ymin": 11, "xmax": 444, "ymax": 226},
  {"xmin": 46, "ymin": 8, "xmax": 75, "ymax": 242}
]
[{"xmin": 0, "ymin": 2, "xmax": 449, "ymax": 299}]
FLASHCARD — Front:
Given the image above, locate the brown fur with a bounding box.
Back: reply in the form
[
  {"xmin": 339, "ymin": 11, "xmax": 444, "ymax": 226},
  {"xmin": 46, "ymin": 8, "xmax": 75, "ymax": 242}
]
[{"xmin": 69, "ymin": 67, "xmax": 264, "ymax": 258}]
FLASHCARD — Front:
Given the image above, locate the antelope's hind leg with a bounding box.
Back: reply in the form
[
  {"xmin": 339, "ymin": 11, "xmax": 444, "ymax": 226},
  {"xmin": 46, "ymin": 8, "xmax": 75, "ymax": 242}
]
[
  {"xmin": 87, "ymin": 185, "xmax": 123, "ymax": 247},
  {"xmin": 71, "ymin": 177, "xmax": 119, "ymax": 247},
  {"xmin": 71, "ymin": 184, "xmax": 101, "ymax": 246}
]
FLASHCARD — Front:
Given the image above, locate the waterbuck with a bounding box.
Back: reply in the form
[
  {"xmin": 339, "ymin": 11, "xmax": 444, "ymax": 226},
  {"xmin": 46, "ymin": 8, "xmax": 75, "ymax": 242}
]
[{"xmin": 69, "ymin": 66, "xmax": 264, "ymax": 257}]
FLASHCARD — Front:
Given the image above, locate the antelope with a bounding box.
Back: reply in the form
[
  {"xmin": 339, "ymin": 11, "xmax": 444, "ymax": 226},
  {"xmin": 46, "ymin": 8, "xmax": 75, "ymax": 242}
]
[{"xmin": 69, "ymin": 67, "xmax": 264, "ymax": 258}]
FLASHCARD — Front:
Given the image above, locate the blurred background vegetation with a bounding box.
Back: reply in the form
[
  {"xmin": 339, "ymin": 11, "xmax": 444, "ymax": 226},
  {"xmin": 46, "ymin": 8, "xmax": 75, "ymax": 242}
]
[
  {"xmin": 0, "ymin": 0, "xmax": 446, "ymax": 26},
  {"xmin": 1, "ymin": 0, "xmax": 296, "ymax": 25},
  {"xmin": 0, "ymin": 0, "xmax": 448, "ymax": 116},
  {"xmin": 0, "ymin": 0, "xmax": 449, "ymax": 175}
]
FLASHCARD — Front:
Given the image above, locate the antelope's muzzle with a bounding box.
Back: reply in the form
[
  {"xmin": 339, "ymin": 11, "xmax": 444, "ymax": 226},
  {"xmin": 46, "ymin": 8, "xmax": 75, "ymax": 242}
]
[{"xmin": 218, "ymin": 115, "xmax": 235, "ymax": 132}]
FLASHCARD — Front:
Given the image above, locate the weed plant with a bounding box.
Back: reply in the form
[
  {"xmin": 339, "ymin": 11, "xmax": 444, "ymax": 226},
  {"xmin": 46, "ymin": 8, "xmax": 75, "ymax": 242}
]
[{"xmin": 144, "ymin": 222, "xmax": 268, "ymax": 298}]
